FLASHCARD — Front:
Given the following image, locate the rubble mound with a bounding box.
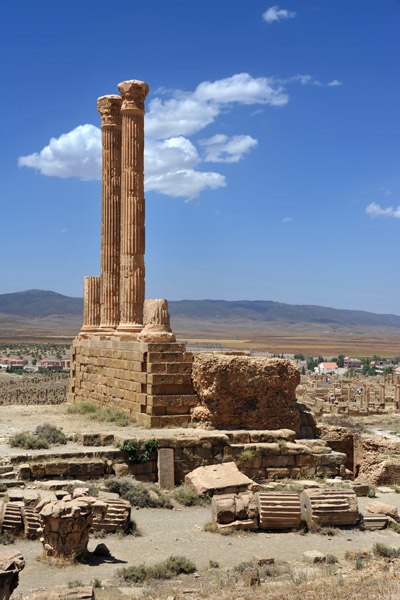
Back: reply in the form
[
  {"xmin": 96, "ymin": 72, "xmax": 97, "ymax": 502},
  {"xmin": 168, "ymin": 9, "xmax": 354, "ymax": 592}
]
[{"xmin": 192, "ymin": 354, "xmax": 301, "ymax": 431}]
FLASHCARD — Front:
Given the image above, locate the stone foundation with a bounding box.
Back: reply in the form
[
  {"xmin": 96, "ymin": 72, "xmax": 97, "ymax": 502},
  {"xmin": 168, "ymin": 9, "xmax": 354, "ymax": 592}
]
[{"xmin": 68, "ymin": 335, "xmax": 197, "ymax": 426}]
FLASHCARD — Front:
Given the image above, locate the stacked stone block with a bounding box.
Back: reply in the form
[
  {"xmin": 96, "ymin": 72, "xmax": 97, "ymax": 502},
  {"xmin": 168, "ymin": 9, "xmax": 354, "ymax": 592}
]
[{"xmin": 69, "ymin": 338, "xmax": 197, "ymax": 426}]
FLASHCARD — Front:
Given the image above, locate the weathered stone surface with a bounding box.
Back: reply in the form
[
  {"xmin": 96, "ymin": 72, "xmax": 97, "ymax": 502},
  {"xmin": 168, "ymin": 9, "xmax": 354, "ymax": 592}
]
[
  {"xmin": 365, "ymin": 501, "xmax": 399, "ymax": 519},
  {"xmin": 185, "ymin": 462, "xmax": 253, "ymax": 496},
  {"xmin": 138, "ymin": 299, "xmax": 176, "ymax": 342},
  {"xmin": 256, "ymin": 491, "xmax": 301, "ymax": 529},
  {"xmin": 191, "ymin": 354, "xmax": 300, "ymax": 431},
  {"xmin": 301, "ymin": 488, "xmax": 359, "ymax": 526},
  {"xmin": 158, "ymin": 448, "xmax": 175, "ymax": 489},
  {"xmin": 212, "ymin": 491, "xmax": 258, "ymax": 525},
  {"xmin": 0, "ymin": 502, "xmax": 22, "ymax": 536},
  {"xmin": 0, "ymin": 551, "xmax": 25, "ymax": 600},
  {"xmin": 39, "ymin": 496, "xmax": 106, "ymax": 557},
  {"xmin": 28, "ymin": 587, "xmax": 94, "ymax": 599}
]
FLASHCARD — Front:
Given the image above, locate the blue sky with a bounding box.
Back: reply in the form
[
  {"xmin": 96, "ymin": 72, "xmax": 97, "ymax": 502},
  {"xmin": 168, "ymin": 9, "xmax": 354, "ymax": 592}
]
[{"xmin": 1, "ymin": 0, "xmax": 399, "ymax": 314}]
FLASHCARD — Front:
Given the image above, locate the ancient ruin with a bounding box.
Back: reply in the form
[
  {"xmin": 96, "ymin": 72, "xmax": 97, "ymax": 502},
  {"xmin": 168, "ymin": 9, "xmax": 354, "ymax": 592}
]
[{"xmin": 0, "ymin": 552, "xmax": 24, "ymax": 600}]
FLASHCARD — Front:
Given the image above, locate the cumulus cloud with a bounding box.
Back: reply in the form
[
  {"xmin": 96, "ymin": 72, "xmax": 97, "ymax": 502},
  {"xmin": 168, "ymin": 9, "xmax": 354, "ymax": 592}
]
[
  {"xmin": 199, "ymin": 134, "xmax": 258, "ymax": 163},
  {"xmin": 18, "ymin": 71, "xmax": 338, "ymax": 200},
  {"xmin": 366, "ymin": 202, "xmax": 400, "ymax": 219},
  {"xmin": 262, "ymin": 5, "xmax": 296, "ymax": 24},
  {"xmin": 18, "ymin": 124, "xmax": 101, "ymax": 180}
]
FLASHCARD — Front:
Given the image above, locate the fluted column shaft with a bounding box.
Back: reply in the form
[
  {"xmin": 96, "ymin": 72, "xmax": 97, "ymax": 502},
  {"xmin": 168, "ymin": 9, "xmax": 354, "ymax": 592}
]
[
  {"xmin": 82, "ymin": 276, "xmax": 100, "ymax": 331},
  {"xmin": 117, "ymin": 80, "xmax": 149, "ymax": 333},
  {"xmin": 97, "ymin": 95, "xmax": 122, "ymax": 330}
]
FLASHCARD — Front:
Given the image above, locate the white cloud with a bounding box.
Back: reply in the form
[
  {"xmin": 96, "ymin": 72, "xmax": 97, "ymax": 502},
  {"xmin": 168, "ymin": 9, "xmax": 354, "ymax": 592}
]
[
  {"xmin": 262, "ymin": 5, "xmax": 296, "ymax": 24},
  {"xmin": 366, "ymin": 202, "xmax": 400, "ymax": 219},
  {"xmin": 18, "ymin": 124, "xmax": 101, "ymax": 180},
  {"xmin": 327, "ymin": 79, "xmax": 343, "ymax": 87},
  {"xmin": 194, "ymin": 73, "xmax": 288, "ymax": 106},
  {"xmin": 282, "ymin": 74, "xmax": 343, "ymax": 87},
  {"xmin": 282, "ymin": 217, "xmax": 294, "ymax": 222},
  {"xmin": 17, "ymin": 71, "xmax": 336, "ymax": 200},
  {"xmin": 199, "ymin": 134, "xmax": 258, "ymax": 163},
  {"xmin": 145, "ymin": 170, "xmax": 226, "ymax": 200}
]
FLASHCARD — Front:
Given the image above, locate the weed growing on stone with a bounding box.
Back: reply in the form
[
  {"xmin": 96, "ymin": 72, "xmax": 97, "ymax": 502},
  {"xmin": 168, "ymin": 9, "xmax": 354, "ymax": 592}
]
[
  {"xmin": 120, "ymin": 439, "xmax": 159, "ymax": 463},
  {"xmin": 388, "ymin": 520, "xmax": 400, "ymax": 534},
  {"xmin": 0, "ymin": 482, "xmax": 7, "ymax": 492},
  {"xmin": 277, "ymin": 439, "xmax": 287, "ymax": 450},
  {"xmin": 237, "ymin": 449, "xmax": 254, "ymax": 463},
  {"xmin": 118, "ymin": 555, "xmax": 196, "ymax": 583},
  {"xmin": 174, "ymin": 486, "xmax": 211, "ymax": 506}
]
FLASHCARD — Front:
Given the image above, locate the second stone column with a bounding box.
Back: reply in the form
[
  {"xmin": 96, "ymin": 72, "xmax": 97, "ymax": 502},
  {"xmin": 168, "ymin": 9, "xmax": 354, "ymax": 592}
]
[{"xmin": 117, "ymin": 79, "xmax": 149, "ymax": 334}]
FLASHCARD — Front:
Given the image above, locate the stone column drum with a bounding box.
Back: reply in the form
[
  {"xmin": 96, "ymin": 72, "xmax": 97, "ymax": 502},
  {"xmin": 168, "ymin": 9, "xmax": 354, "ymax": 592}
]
[
  {"xmin": 117, "ymin": 79, "xmax": 149, "ymax": 333},
  {"xmin": 97, "ymin": 95, "xmax": 122, "ymax": 331},
  {"xmin": 81, "ymin": 276, "xmax": 100, "ymax": 332}
]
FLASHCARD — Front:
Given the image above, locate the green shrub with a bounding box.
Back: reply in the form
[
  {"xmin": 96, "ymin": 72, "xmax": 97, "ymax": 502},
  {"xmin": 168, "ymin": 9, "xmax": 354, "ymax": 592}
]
[
  {"xmin": 118, "ymin": 555, "xmax": 196, "ymax": 583},
  {"xmin": 0, "ymin": 531, "xmax": 14, "ymax": 545},
  {"xmin": 277, "ymin": 439, "xmax": 287, "ymax": 450},
  {"xmin": 321, "ymin": 527, "xmax": 336, "ymax": 536},
  {"xmin": 367, "ymin": 485, "xmax": 377, "ymax": 498},
  {"xmin": 9, "ymin": 432, "xmax": 49, "ymax": 449},
  {"xmin": 104, "ymin": 478, "xmax": 172, "ymax": 509},
  {"xmin": 35, "ymin": 423, "xmax": 66, "ymax": 445},
  {"xmin": 0, "ymin": 482, "xmax": 7, "ymax": 492},
  {"xmin": 120, "ymin": 439, "xmax": 159, "ymax": 463},
  {"xmin": 237, "ymin": 449, "xmax": 254, "ymax": 463},
  {"xmin": 68, "ymin": 580, "xmax": 83, "ymax": 588},
  {"xmin": 326, "ymin": 554, "xmax": 338, "ymax": 565},
  {"xmin": 67, "ymin": 402, "xmax": 98, "ymax": 414},
  {"xmin": 373, "ymin": 543, "xmax": 400, "ymax": 558},
  {"xmin": 234, "ymin": 560, "xmax": 253, "ymax": 574},
  {"xmin": 209, "ymin": 559, "xmax": 219, "ymax": 568},
  {"xmin": 174, "ymin": 486, "xmax": 210, "ymax": 507},
  {"xmin": 91, "ymin": 578, "xmax": 102, "ymax": 588}
]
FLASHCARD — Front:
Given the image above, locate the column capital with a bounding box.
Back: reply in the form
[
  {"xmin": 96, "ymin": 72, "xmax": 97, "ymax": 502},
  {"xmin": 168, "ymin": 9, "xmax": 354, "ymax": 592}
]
[
  {"xmin": 118, "ymin": 80, "xmax": 149, "ymax": 113},
  {"xmin": 97, "ymin": 95, "xmax": 122, "ymax": 128}
]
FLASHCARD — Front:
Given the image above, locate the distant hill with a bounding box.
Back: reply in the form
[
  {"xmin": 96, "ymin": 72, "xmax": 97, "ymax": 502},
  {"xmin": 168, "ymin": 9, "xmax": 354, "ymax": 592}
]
[
  {"xmin": 168, "ymin": 299, "xmax": 400, "ymax": 329},
  {"xmin": 0, "ymin": 290, "xmax": 400, "ymax": 343},
  {"xmin": 0, "ymin": 290, "xmax": 83, "ymax": 318}
]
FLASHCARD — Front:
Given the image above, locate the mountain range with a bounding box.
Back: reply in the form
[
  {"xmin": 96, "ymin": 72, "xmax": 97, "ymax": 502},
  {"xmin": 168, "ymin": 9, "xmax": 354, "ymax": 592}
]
[{"xmin": 0, "ymin": 290, "xmax": 400, "ymax": 343}]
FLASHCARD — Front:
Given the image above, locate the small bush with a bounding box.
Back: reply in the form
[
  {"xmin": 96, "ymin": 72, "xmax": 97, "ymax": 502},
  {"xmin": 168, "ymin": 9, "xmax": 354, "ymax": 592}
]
[
  {"xmin": 326, "ymin": 554, "xmax": 338, "ymax": 565},
  {"xmin": 234, "ymin": 561, "xmax": 253, "ymax": 574},
  {"xmin": 203, "ymin": 521, "xmax": 218, "ymax": 533},
  {"xmin": 277, "ymin": 439, "xmax": 287, "ymax": 450},
  {"xmin": 321, "ymin": 527, "xmax": 336, "ymax": 536},
  {"xmin": 104, "ymin": 478, "xmax": 172, "ymax": 509},
  {"xmin": 237, "ymin": 449, "xmax": 254, "ymax": 463},
  {"xmin": 373, "ymin": 543, "xmax": 400, "ymax": 558},
  {"xmin": 356, "ymin": 556, "xmax": 364, "ymax": 570},
  {"xmin": 68, "ymin": 580, "xmax": 83, "ymax": 588},
  {"xmin": 67, "ymin": 401, "xmax": 97, "ymax": 415},
  {"xmin": 120, "ymin": 439, "xmax": 159, "ymax": 463},
  {"xmin": 9, "ymin": 432, "xmax": 49, "ymax": 450},
  {"xmin": 0, "ymin": 531, "xmax": 14, "ymax": 545},
  {"xmin": 118, "ymin": 555, "xmax": 196, "ymax": 583},
  {"xmin": 35, "ymin": 423, "xmax": 66, "ymax": 445},
  {"xmin": 91, "ymin": 578, "xmax": 102, "ymax": 588},
  {"xmin": 209, "ymin": 559, "xmax": 219, "ymax": 568},
  {"xmin": 174, "ymin": 486, "xmax": 210, "ymax": 507},
  {"xmin": 0, "ymin": 482, "xmax": 7, "ymax": 492},
  {"xmin": 367, "ymin": 485, "xmax": 377, "ymax": 498}
]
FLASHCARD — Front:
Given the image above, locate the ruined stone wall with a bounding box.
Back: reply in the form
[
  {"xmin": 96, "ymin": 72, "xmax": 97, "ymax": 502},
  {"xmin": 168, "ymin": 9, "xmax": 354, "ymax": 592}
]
[
  {"xmin": 191, "ymin": 354, "xmax": 301, "ymax": 432},
  {"xmin": 68, "ymin": 336, "xmax": 197, "ymax": 427},
  {"xmin": 0, "ymin": 377, "xmax": 67, "ymax": 405}
]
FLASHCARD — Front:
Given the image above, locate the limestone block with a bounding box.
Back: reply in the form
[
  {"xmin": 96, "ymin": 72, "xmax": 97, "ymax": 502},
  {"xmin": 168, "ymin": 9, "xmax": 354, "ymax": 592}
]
[
  {"xmin": 365, "ymin": 501, "xmax": 398, "ymax": 519},
  {"xmin": 114, "ymin": 463, "xmax": 131, "ymax": 477},
  {"xmin": 158, "ymin": 448, "xmax": 175, "ymax": 489},
  {"xmin": 192, "ymin": 354, "xmax": 300, "ymax": 430},
  {"xmin": 18, "ymin": 464, "xmax": 31, "ymax": 480},
  {"xmin": 303, "ymin": 550, "xmax": 326, "ymax": 563},
  {"xmin": 301, "ymin": 488, "xmax": 359, "ymax": 526},
  {"xmin": 0, "ymin": 551, "xmax": 25, "ymax": 600},
  {"xmin": 256, "ymin": 491, "xmax": 301, "ymax": 530},
  {"xmin": 185, "ymin": 462, "xmax": 253, "ymax": 496},
  {"xmin": 28, "ymin": 587, "xmax": 94, "ymax": 599},
  {"xmin": 137, "ymin": 299, "xmax": 176, "ymax": 342}
]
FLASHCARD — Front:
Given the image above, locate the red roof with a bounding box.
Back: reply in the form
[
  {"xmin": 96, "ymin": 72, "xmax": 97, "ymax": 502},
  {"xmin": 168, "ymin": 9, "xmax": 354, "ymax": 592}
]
[{"xmin": 319, "ymin": 362, "xmax": 338, "ymax": 369}]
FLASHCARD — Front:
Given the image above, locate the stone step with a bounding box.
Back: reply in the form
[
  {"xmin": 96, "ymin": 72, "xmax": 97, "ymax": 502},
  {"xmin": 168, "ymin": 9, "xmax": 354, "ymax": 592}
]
[
  {"xmin": 0, "ymin": 479, "xmax": 26, "ymax": 488},
  {"xmin": 0, "ymin": 471, "xmax": 17, "ymax": 479}
]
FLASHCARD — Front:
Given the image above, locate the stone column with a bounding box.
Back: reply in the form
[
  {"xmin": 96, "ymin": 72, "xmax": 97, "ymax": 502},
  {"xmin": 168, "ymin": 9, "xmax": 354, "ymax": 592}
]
[
  {"xmin": 81, "ymin": 276, "xmax": 100, "ymax": 332},
  {"xmin": 97, "ymin": 95, "xmax": 122, "ymax": 331},
  {"xmin": 117, "ymin": 79, "xmax": 149, "ymax": 334}
]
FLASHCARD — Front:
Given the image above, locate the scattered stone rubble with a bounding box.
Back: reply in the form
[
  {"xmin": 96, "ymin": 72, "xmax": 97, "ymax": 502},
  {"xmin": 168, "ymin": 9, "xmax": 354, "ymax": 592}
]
[{"xmin": 0, "ymin": 551, "xmax": 25, "ymax": 600}]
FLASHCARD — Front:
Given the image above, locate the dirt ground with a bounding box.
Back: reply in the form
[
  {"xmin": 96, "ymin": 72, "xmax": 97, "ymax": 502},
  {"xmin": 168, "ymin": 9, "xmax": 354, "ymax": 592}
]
[{"xmin": 8, "ymin": 495, "xmax": 400, "ymax": 597}]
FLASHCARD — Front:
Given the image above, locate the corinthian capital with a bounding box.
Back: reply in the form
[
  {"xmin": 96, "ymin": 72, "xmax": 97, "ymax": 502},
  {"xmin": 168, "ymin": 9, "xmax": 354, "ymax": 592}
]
[
  {"xmin": 117, "ymin": 80, "xmax": 149, "ymax": 113},
  {"xmin": 97, "ymin": 95, "xmax": 122, "ymax": 128}
]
